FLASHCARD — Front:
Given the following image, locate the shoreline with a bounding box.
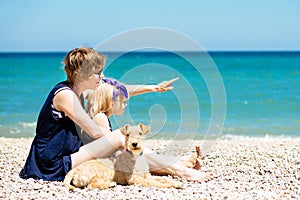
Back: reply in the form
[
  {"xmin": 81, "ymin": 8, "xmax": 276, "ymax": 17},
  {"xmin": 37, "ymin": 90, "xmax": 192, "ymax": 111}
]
[{"xmin": 1, "ymin": 137, "xmax": 299, "ymax": 199}]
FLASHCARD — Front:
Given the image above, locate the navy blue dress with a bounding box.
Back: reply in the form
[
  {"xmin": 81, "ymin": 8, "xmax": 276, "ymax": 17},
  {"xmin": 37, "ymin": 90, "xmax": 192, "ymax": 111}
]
[{"xmin": 19, "ymin": 81, "xmax": 82, "ymax": 181}]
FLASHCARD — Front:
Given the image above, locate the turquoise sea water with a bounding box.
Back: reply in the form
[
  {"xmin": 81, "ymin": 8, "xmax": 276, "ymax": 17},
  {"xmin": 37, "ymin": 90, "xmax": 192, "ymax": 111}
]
[{"xmin": 0, "ymin": 51, "xmax": 299, "ymax": 139}]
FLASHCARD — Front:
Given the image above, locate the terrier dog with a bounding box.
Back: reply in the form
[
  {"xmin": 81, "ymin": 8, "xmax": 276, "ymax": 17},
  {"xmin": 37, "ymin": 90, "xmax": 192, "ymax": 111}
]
[{"xmin": 64, "ymin": 123, "xmax": 182, "ymax": 191}]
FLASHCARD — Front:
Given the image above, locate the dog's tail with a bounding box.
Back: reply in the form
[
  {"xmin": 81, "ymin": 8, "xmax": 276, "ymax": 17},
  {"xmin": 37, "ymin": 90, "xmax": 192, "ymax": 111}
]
[{"xmin": 63, "ymin": 169, "xmax": 76, "ymax": 191}]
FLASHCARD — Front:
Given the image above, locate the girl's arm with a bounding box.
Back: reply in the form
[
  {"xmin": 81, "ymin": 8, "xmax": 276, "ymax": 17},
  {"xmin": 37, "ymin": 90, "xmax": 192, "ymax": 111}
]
[
  {"xmin": 126, "ymin": 77, "xmax": 179, "ymax": 97},
  {"xmin": 82, "ymin": 77, "xmax": 179, "ymax": 99},
  {"xmin": 93, "ymin": 113, "xmax": 111, "ymax": 131},
  {"xmin": 53, "ymin": 89, "xmax": 110, "ymax": 138}
]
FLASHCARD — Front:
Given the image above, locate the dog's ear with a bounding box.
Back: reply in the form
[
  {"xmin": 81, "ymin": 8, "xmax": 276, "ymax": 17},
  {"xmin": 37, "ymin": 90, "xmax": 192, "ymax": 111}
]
[
  {"xmin": 120, "ymin": 124, "xmax": 130, "ymax": 135},
  {"xmin": 139, "ymin": 123, "xmax": 151, "ymax": 135}
]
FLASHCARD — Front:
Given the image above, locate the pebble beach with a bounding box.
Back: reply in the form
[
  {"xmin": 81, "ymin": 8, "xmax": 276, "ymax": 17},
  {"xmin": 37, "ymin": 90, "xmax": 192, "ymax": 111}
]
[{"xmin": 0, "ymin": 137, "xmax": 299, "ymax": 200}]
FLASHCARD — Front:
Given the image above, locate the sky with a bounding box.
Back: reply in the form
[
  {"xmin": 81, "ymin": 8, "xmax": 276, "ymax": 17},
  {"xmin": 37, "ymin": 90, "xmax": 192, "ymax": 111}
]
[{"xmin": 1, "ymin": 0, "xmax": 299, "ymax": 51}]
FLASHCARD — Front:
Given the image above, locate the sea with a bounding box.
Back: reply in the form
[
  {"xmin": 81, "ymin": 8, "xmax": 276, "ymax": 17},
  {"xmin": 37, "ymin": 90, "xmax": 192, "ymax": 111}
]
[{"xmin": 0, "ymin": 51, "xmax": 299, "ymax": 140}]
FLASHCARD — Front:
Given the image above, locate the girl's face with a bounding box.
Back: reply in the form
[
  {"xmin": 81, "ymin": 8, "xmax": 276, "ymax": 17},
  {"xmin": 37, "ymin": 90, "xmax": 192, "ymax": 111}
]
[{"xmin": 111, "ymin": 98, "xmax": 127, "ymax": 115}]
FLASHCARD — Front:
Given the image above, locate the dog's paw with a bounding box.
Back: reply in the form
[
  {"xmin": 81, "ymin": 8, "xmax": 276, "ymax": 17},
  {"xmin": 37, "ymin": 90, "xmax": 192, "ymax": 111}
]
[
  {"xmin": 173, "ymin": 181, "xmax": 183, "ymax": 189},
  {"xmin": 109, "ymin": 182, "xmax": 117, "ymax": 188}
]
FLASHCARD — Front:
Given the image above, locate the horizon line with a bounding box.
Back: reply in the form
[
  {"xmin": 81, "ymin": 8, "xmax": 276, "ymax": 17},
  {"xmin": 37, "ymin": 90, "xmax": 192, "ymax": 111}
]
[{"xmin": 1, "ymin": 49, "xmax": 300, "ymax": 53}]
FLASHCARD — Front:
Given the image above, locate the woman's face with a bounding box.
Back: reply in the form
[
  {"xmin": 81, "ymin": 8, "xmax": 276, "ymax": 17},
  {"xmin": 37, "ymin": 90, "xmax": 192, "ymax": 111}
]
[
  {"xmin": 111, "ymin": 98, "xmax": 127, "ymax": 115},
  {"xmin": 87, "ymin": 68, "xmax": 104, "ymax": 90}
]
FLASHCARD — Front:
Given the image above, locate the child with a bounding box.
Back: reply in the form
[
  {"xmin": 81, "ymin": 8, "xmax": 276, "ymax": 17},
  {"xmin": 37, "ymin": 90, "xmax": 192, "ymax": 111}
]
[{"xmin": 80, "ymin": 78, "xmax": 129, "ymax": 144}]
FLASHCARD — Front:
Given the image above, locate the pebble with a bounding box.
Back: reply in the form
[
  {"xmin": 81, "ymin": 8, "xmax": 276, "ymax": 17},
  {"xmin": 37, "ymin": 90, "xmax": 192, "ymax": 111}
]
[{"xmin": 0, "ymin": 137, "xmax": 300, "ymax": 199}]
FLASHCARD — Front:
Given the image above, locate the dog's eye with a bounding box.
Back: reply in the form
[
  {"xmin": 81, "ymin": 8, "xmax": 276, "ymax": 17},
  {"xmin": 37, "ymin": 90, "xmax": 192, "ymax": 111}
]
[
  {"xmin": 126, "ymin": 134, "xmax": 130, "ymax": 137},
  {"xmin": 139, "ymin": 132, "xmax": 142, "ymax": 136}
]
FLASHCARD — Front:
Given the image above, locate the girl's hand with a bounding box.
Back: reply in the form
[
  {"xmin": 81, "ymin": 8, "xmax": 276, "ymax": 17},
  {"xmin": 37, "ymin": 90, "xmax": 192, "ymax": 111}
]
[{"xmin": 156, "ymin": 77, "xmax": 179, "ymax": 92}]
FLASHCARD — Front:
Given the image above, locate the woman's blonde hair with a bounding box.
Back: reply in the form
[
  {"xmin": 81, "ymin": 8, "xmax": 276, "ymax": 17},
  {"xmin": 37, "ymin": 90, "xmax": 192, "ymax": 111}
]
[
  {"xmin": 87, "ymin": 78, "xmax": 128, "ymax": 118},
  {"xmin": 63, "ymin": 47, "xmax": 106, "ymax": 87}
]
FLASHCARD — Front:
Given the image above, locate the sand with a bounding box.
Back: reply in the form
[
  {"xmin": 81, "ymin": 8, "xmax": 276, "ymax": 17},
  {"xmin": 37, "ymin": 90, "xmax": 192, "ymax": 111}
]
[{"xmin": 0, "ymin": 137, "xmax": 299, "ymax": 200}]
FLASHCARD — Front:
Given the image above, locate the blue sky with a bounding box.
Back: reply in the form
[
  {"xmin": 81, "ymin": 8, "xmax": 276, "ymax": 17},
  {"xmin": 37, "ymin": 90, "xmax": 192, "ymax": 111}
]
[{"xmin": 1, "ymin": 0, "xmax": 299, "ymax": 51}]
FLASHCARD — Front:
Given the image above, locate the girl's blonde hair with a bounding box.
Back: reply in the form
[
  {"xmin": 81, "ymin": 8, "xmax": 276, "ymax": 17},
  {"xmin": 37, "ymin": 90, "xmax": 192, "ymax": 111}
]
[{"xmin": 87, "ymin": 78, "xmax": 128, "ymax": 118}]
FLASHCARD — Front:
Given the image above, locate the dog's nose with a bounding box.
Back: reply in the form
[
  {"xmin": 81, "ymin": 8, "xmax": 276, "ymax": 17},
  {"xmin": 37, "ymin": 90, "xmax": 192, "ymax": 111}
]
[{"xmin": 132, "ymin": 142, "xmax": 138, "ymax": 148}]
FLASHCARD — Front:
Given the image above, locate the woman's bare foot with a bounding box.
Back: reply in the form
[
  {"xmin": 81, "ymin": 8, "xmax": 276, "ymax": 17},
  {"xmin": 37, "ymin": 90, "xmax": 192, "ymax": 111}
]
[{"xmin": 182, "ymin": 146, "xmax": 205, "ymax": 170}]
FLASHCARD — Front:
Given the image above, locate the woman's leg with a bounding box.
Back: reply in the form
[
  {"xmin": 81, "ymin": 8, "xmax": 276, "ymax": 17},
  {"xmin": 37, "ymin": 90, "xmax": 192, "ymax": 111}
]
[
  {"xmin": 144, "ymin": 148, "xmax": 213, "ymax": 182},
  {"xmin": 71, "ymin": 129, "xmax": 125, "ymax": 168}
]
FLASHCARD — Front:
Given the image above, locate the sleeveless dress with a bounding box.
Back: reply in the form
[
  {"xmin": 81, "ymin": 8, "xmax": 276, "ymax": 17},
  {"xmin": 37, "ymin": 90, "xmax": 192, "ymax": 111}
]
[{"xmin": 19, "ymin": 81, "xmax": 83, "ymax": 181}]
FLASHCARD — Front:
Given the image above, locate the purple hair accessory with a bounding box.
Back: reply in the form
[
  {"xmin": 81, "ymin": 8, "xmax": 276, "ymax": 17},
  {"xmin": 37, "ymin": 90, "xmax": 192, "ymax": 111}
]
[{"xmin": 101, "ymin": 78, "xmax": 128, "ymax": 100}]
